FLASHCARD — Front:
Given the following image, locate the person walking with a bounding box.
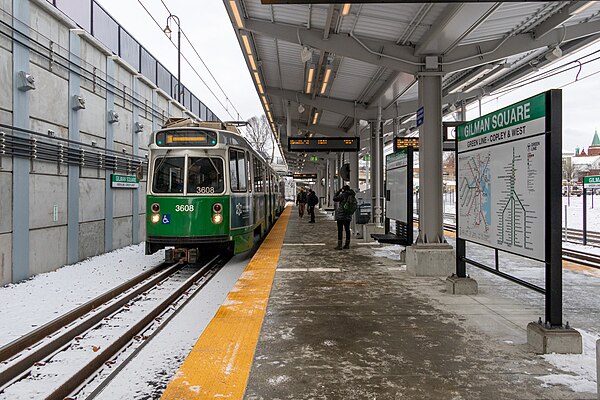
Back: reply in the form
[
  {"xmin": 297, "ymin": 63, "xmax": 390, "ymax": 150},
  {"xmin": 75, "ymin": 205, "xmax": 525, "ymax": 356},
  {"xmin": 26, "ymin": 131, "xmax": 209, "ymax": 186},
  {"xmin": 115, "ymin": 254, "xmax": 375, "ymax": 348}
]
[
  {"xmin": 296, "ymin": 187, "xmax": 307, "ymax": 218},
  {"xmin": 333, "ymin": 185, "xmax": 356, "ymax": 249},
  {"xmin": 307, "ymin": 189, "xmax": 318, "ymax": 223}
]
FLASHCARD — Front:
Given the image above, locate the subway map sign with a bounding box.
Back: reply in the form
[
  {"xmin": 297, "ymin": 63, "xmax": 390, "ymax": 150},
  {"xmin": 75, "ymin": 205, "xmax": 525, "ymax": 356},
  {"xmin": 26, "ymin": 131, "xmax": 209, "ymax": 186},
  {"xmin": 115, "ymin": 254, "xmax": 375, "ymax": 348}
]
[{"xmin": 456, "ymin": 93, "xmax": 548, "ymax": 261}]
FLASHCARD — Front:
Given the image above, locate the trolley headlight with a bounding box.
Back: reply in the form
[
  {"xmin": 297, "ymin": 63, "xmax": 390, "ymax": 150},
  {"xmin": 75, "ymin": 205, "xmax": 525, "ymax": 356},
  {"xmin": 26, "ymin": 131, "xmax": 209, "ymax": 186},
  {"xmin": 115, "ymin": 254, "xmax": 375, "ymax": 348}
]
[
  {"xmin": 151, "ymin": 203, "xmax": 160, "ymax": 213},
  {"xmin": 151, "ymin": 214, "xmax": 161, "ymax": 224},
  {"xmin": 212, "ymin": 203, "xmax": 223, "ymax": 213},
  {"xmin": 212, "ymin": 213, "xmax": 223, "ymax": 224}
]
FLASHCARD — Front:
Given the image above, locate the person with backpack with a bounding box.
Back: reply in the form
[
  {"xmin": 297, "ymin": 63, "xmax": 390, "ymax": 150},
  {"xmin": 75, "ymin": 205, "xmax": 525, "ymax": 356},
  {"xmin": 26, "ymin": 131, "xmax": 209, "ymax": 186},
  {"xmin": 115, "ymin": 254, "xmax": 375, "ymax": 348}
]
[
  {"xmin": 296, "ymin": 187, "xmax": 307, "ymax": 218},
  {"xmin": 307, "ymin": 189, "xmax": 319, "ymax": 223},
  {"xmin": 333, "ymin": 185, "xmax": 357, "ymax": 250}
]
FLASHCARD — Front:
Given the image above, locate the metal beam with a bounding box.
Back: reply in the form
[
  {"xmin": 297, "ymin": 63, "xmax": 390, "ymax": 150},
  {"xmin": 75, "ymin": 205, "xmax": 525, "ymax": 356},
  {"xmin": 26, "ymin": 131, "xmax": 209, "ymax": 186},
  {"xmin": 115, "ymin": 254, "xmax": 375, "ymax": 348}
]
[
  {"xmin": 244, "ymin": 18, "xmax": 422, "ymax": 73},
  {"xmin": 532, "ymin": 2, "xmax": 588, "ymax": 40},
  {"xmin": 266, "ymin": 87, "xmax": 372, "ymax": 119},
  {"xmin": 416, "ymin": 3, "xmax": 499, "ymax": 55},
  {"xmin": 443, "ymin": 19, "xmax": 600, "ymax": 72}
]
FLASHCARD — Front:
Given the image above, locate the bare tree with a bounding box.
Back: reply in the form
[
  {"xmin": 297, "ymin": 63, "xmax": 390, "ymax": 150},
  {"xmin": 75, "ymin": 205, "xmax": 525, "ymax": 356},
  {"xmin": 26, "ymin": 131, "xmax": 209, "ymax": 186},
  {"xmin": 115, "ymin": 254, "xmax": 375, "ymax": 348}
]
[
  {"xmin": 245, "ymin": 115, "xmax": 274, "ymax": 162},
  {"xmin": 563, "ymin": 157, "xmax": 581, "ymax": 183}
]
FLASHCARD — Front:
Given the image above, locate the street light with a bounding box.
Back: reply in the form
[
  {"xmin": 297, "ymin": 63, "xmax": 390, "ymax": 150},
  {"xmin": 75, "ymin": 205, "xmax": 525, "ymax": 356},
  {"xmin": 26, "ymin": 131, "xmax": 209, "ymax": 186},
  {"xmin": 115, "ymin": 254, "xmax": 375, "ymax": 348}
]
[{"xmin": 164, "ymin": 14, "xmax": 182, "ymax": 103}]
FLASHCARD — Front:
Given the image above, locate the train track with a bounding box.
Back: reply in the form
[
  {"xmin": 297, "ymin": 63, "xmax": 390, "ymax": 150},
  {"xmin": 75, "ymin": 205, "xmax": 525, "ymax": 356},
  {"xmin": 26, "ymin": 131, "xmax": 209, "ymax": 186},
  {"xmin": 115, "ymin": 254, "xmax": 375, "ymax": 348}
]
[
  {"xmin": 0, "ymin": 255, "xmax": 226, "ymax": 399},
  {"xmin": 440, "ymin": 212, "xmax": 600, "ymax": 246},
  {"xmin": 411, "ymin": 215, "xmax": 600, "ymax": 269}
]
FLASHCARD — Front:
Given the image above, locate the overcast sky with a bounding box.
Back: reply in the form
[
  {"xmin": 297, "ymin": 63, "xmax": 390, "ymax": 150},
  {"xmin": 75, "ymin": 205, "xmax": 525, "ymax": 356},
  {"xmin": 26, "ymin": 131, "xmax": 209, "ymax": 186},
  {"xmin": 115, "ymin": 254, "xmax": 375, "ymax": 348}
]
[{"xmin": 97, "ymin": 0, "xmax": 600, "ymax": 153}]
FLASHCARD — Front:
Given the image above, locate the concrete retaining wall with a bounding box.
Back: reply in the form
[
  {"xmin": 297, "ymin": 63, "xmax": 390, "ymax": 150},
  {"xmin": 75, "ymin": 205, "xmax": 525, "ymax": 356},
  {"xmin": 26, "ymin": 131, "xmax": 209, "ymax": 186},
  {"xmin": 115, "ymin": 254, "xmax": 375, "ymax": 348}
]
[{"xmin": 0, "ymin": 0, "xmax": 206, "ymax": 284}]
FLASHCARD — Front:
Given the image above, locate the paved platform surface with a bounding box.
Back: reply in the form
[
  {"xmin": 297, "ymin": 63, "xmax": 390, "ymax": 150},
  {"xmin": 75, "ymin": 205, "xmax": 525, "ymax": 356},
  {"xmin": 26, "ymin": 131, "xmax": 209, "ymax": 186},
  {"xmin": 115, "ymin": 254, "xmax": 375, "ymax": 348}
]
[{"xmin": 243, "ymin": 208, "xmax": 597, "ymax": 399}]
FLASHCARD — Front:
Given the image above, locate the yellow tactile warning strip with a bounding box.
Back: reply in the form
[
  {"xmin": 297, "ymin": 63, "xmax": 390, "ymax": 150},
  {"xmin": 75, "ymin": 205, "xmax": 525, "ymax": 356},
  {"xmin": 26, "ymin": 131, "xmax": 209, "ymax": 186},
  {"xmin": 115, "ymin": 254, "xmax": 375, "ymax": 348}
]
[
  {"xmin": 443, "ymin": 229, "xmax": 600, "ymax": 277},
  {"xmin": 161, "ymin": 206, "xmax": 291, "ymax": 400}
]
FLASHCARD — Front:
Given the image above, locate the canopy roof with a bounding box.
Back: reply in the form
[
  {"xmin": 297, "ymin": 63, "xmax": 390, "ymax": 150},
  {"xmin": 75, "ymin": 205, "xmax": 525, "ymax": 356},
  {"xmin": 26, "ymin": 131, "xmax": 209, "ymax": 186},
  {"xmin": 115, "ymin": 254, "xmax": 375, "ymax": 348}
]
[{"xmin": 224, "ymin": 1, "xmax": 600, "ymax": 170}]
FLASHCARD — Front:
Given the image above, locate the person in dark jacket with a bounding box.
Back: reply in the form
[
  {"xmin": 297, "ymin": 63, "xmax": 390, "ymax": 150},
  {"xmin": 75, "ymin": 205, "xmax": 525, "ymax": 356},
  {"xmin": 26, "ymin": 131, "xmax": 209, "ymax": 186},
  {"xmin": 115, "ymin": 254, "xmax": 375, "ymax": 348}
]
[
  {"xmin": 296, "ymin": 187, "xmax": 307, "ymax": 218},
  {"xmin": 333, "ymin": 185, "xmax": 355, "ymax": 249},
  {"xmin": 307, "ymin": 189, "xmax": 318, "ymax": 223}
]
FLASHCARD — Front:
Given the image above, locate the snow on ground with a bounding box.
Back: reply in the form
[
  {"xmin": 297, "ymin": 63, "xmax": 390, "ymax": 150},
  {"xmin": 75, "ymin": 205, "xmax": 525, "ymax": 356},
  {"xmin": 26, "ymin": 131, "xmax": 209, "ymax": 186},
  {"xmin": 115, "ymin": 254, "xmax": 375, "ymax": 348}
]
[
  {"xmin": 0, "ymin": 244, "xmax": 164, "ymax": 347},
  {"xmin": 370, "ymin": 235, "xmax": 600, "ymax": 396},
  {"xmin": 90, "ymin": 253, "xmax": 251, "ymax": 400},
  {"xmin": 538, "ymin": 329, "xmax": 599, "ymax": 393}
]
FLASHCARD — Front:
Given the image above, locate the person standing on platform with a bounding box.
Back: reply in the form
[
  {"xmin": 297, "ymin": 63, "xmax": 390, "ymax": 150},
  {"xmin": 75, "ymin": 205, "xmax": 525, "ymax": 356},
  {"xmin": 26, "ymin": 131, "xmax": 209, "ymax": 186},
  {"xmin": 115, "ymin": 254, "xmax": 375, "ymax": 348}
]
[
  {"xmin": 333, "ymin": 185, "xmax": 356, "ymax": 250},
  {"xmin": 296, "ymin": 187, "xmax": 307, "ymax": 218},
  {"xmin": 307, "ymin": 189, "xmax": 318, "ymax": 223}
]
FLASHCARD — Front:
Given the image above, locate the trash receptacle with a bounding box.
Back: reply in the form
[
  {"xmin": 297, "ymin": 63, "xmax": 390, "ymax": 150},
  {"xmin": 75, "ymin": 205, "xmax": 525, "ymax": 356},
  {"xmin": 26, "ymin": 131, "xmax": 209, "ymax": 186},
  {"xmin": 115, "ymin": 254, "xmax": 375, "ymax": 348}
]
[{"xmin": 356, "ymin": 203, "xmax": 371, "ymax": 224}]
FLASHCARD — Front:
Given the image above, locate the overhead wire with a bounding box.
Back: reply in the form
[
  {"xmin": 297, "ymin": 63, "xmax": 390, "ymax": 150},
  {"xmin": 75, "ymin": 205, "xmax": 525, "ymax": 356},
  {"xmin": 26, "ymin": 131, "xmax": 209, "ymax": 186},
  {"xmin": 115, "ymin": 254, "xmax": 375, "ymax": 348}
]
[
  {"xmin": 158, "ymin": 0, "xmax": 243, "ymax": 120},
  {"xmin": 135, "ymin": 0, "xmax": 236, "ymax": 120}
]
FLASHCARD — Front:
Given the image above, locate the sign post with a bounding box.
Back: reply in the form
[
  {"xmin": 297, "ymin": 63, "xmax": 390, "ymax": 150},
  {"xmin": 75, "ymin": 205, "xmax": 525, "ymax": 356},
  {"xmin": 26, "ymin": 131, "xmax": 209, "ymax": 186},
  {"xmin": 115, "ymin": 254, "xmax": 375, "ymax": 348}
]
[{"xmin": 582, "ymin": 176, "xmax": 600, "ymax": 245}]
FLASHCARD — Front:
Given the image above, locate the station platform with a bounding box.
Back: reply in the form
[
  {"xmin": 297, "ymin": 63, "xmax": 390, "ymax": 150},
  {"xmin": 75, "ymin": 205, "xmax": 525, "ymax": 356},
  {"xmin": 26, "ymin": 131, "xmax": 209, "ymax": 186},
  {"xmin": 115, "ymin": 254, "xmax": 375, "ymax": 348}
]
[{"xmin": 161, "ymin": 205, "xmax": 598, "ymax": 399}]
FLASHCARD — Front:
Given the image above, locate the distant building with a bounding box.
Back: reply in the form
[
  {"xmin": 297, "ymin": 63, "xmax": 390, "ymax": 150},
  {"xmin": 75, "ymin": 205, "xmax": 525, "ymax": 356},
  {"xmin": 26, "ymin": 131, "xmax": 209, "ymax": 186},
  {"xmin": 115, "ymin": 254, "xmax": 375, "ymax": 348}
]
[
  {"xmin": 572, "ymin": 130, "xmax": 600, "ymax": 180},
  {"xmin": 575, "ymin": 129, "xmax": 600, "ymax": 157}
]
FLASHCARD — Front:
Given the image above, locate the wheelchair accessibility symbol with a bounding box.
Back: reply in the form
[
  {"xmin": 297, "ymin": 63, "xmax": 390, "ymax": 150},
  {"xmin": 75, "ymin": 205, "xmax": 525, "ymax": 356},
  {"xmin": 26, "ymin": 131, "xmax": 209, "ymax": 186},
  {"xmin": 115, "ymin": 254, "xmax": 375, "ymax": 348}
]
[{"xmin": 162, "ymin": 214, "xmax": 171, "ymax": 224}]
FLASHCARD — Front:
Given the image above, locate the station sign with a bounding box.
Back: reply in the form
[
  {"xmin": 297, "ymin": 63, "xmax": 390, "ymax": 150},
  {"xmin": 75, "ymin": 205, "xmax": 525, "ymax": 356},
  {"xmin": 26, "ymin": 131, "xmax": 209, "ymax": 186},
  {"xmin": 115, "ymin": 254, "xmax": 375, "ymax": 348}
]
[
  {"xmin": 393, "ymin": 137, "xmax": 419, "ymax": 152},
  {"xmin": 583, "ymin": 175, "xmax": 600, "ymax": 189},
  {"xmin": 288, "ymin": 137, "xmax": 359, "ymax": 152},
  {"xmin": 292, "ymin": 173, "xmax": 317, "ymax": 180},
  {"xmin": 111, "ymin": 174, "xmax": 139, "ymax": 189},
  {"xmin": 416, "ymin": 106, "xmax": 424, "ymax": 127}
]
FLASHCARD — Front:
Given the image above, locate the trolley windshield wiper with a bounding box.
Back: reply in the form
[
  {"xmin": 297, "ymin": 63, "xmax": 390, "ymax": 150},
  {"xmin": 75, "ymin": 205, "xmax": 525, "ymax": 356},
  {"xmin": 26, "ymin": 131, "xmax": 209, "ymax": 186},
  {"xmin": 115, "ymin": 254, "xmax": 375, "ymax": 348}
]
[
  {"xmin": 207, "ymin": 156, "xmax": 221, "ymax": 178},
  {"xmin": 154, "ymin": 149, "xmax": 172, "ymax": 176}
]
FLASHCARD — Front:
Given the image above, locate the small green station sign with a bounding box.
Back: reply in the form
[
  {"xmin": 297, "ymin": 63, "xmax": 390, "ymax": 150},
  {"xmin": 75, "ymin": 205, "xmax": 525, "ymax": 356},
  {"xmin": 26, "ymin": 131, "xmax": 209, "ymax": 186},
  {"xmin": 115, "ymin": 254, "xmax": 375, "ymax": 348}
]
[
  {"xmin": 583, "ymin": 175, "xmax": 600, "ymax": 189},
  {"xmin": 111, "ymin": 174, "xmax": 139, "ymax": 189}
]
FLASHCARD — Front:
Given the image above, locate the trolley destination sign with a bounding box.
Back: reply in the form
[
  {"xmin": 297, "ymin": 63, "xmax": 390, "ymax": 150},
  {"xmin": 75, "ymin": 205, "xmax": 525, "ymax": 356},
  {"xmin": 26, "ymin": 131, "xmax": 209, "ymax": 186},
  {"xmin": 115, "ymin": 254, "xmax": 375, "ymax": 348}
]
[{"xmin": 288, "ymin": 137, "xmax": 359, "ymax": 152}]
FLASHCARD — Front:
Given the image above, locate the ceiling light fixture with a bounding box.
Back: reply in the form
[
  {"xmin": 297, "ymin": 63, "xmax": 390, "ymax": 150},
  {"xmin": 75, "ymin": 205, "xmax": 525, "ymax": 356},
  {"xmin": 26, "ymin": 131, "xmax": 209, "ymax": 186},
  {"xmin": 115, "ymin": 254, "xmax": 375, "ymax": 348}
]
[
  {"xmin": 230, "ymin": 0, "xmax": 244, "ymax": 28},
  {"xmin": 573, "ymin": 1, "xmax": 595, "ymax": 15},
  {"xmin": 341, "ymin": 3, "xmax": 351, "ymax": 16},
  {"xmin": 312, "ymin": 111, "xmax": 319, "ymax": 125},
  {"xmin": 320, "ymin": 65, "xmax": 332, "ymax": 94},
  {"xmin": 306, "ymin": 64, "xmax": 315, "ymax": 94}
]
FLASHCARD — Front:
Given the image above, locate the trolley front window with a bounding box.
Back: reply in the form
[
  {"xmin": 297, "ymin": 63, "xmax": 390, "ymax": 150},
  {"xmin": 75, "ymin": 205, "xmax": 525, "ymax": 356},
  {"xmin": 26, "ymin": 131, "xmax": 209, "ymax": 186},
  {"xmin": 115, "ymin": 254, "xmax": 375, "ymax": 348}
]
[
  {"xmin": 152, "ymin": 157, "xmax": 185, "ymax": 193},
  {"xmin": 187, "ymin": 157, "xmax": 224, "ymax": 194}
]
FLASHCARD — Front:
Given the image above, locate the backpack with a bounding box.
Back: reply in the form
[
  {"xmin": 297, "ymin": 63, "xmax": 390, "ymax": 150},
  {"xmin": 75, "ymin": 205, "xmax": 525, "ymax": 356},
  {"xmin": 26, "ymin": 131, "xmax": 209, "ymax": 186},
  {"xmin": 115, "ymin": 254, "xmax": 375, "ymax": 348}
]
[
  {"xmin": 342, "ymin": 193, "xmax": 357, "ymax": 214},
  {"xmin": 298, "ymin": 191, "xmax": 307, "ymax": 203},
  {"xmin": 307, "ymin": 192, "xmax": 318, "ymax": 206}
]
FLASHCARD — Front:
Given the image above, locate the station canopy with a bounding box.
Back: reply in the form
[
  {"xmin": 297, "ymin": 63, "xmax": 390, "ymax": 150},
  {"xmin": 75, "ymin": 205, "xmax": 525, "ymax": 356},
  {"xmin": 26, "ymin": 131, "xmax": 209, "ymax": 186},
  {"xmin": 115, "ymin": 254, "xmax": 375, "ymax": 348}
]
[{"xmin": 224, "ymin": 1, "xmax": 600, "ymax": 171}]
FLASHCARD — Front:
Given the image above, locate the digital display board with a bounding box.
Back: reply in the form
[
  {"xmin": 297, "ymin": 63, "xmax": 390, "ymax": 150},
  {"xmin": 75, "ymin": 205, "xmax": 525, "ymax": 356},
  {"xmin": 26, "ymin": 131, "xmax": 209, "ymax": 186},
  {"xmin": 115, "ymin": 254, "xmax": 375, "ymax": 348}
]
[
  {"xmin": 393, "ymin": 137, "xmax": 419, "ymax": 152},
  {"xmin": 288, "ymin": 137, "xmax": 359, "ymax": 152},
  {"xmin": 156, "ymin": 129, "xmax": 218, "ymax": 147},
  {"xmin": 292, "ymin": 173, "xmax": 317, "ymax": 180}
]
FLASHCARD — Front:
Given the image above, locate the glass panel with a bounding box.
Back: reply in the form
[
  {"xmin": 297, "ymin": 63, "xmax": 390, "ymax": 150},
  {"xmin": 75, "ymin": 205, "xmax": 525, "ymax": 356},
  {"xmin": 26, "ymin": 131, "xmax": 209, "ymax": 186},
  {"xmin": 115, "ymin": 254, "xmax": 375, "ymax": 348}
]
[
  {"xmin": 237, "ymin": 152, "xmax": 247, "ymax": 191},
  {"xmin": 229, "ymin": 150, "xmax": 239, "ymax": 191},
  {"xmin": 157, "ymin": 62, "xmax": 171, "ymax": 94},
  {"xmin": 56, "ymin": 0, "xmax": 91, "ymax": 32},
  {"xmin": 191, "ymin": 96, "xmax": 200, "ymax": 116},
  {"xmin": 92, "ymin": 2, "xmax": 118, "ymax": 52},
  {"xmin": 187, "ymin": 157, "xmax": 224, "ymax": 194},
  {"xmin": 152, "ymin": 157, "xmax": 185, "ymax": 193},
  {"xmin": 140, "ymin": 47, "xmax": 157, "ymax": 84},
  {"xmin": 183, "ymin": 87, "xmax": 191, "ymax": 108},
  {"xmin": 119, "ymin": 28, "xmax": 140, "ymax": 71},
  {"xmin": 200, "ymin": 103, "xmax": 207, "ymax": 121}
]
